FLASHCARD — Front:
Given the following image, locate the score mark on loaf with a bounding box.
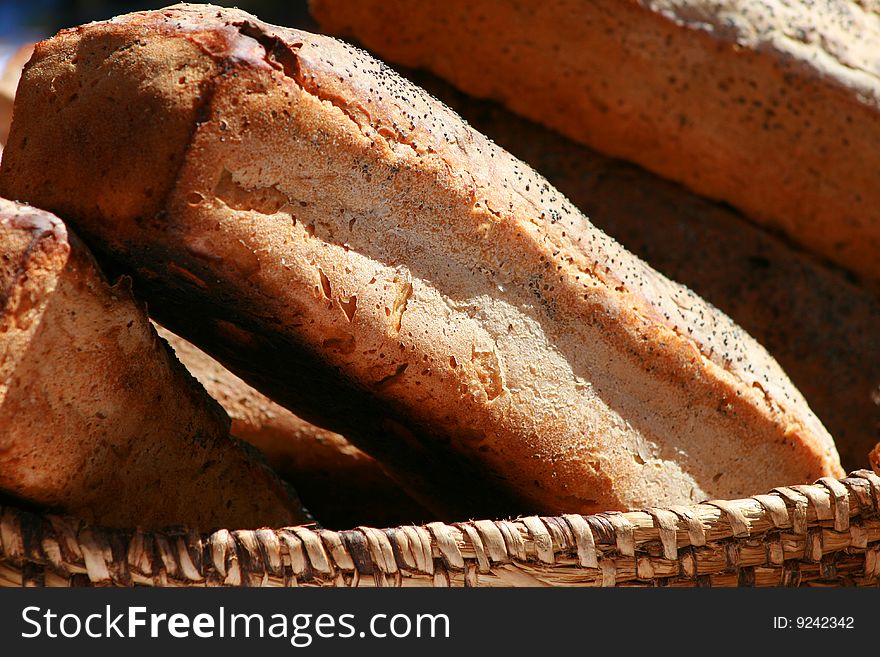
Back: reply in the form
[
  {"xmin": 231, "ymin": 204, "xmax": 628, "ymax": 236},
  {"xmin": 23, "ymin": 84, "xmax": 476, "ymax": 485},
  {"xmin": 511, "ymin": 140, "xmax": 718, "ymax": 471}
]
[{"xmin": 0, "ymin": 4, "xmax": 843, "ymax": 520}]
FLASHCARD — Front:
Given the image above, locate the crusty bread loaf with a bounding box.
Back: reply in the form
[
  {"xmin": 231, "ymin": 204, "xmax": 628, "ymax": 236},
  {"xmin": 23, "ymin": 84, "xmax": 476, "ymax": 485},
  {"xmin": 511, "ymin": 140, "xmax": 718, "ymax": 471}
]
[
  {"xmin": 871, "ymin": 442, "xmax": 880, "ymax": 476},
  {"xmin": 0, "ymin": 197, "xmax": 306, "ymax": 530},
  {"xmin": 0, "ymin": 5, "xmax": 842, "ymax": 519},
  {"xmin": 157, "ymin": 326, "xmax": 429, "ymax": 528},
  {"xmin": 313, "ymin": 0, "xmax": 880, "ymax": 288},
  {"xmin": 413, "ymin": 73, "xmax": 880, "ymax": 472}
]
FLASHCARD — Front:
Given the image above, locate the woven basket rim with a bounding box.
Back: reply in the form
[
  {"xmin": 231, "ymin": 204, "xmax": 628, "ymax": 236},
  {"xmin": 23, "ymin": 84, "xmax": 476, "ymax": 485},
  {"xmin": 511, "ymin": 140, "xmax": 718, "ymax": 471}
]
[{"xmin": 2, "ymin": 470, "xmax": 879, "ymax": 587}]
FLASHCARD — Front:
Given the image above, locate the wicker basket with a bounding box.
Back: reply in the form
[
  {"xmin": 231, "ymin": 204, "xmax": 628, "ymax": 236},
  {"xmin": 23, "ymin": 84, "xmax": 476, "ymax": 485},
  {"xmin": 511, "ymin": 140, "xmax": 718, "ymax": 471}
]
[{"xmin": 1, "ymin": 470, "xmax": 878, "ymax": 587}]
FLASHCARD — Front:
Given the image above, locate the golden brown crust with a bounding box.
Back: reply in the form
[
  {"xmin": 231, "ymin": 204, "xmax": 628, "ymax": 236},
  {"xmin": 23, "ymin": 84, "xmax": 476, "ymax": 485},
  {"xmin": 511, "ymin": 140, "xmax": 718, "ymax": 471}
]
[
  {"xmin": 0, "ymin": 5, "xmax": 842, "ymax": 519},
  {"xmin": 0, "ymin": 198, "xmax": 306, "ymax": 530},
  {"xmin": 157, "ymin": 326, "xmax": 430, "ymax": 528},
  {"xmin": 313, "ymin": 0, "xmax": 880, "ymax": 288},
  {"xmin": 0, "ymin": 35, "xmax": 426, "ymax": 527},
  {"xmin": 415, "ymin": 73, "xmax": 880, "ymax": 472}
]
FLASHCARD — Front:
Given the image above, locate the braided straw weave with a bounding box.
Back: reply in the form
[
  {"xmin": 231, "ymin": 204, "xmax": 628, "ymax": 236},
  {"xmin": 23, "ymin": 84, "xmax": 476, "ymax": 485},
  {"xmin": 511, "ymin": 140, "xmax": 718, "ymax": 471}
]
[{"xmin": 2, "ymin": 471, "xmax": 879, "ymax": 587}]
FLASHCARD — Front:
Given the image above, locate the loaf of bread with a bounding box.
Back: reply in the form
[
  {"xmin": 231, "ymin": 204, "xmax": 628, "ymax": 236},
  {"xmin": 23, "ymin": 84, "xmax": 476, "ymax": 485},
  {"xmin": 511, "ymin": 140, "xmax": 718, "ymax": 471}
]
[
  {"xmin": 0, "ymin": 5, "xmax": 842, "ymax": 519},
  {"xmin": 157, "ymin": 326, "xmax": 429, "ymax": 528},
  {"xmin": 0, "ymin": 197, "xmax": 306, "ymax": 529},
  {"xmin": 313, "ymin": 0, "xmax": 880, "ymax": 288},
  {"xmin": 412, "ymin": 72, "xmax": 880, "ymax": 473},
  {"xmin": 0, "ymin": 34, "xmax": 422, "ymax": 529}
]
